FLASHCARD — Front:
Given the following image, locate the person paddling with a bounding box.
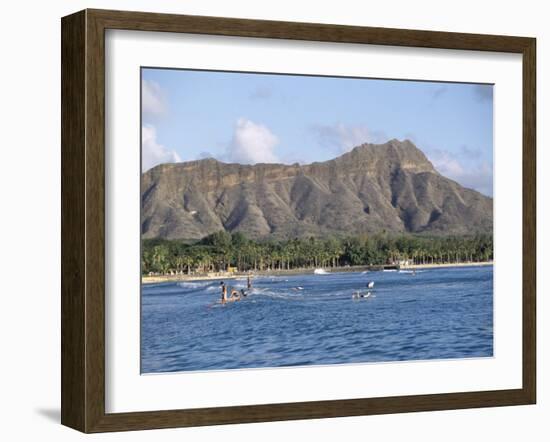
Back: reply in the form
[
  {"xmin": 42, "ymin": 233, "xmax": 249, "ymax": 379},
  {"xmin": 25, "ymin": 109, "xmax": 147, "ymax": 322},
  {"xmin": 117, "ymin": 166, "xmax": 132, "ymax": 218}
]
[
  {"xmin": 230, "ymin": 288, "xmax": 241, "ymax": 301},
  {"xmin": 220, "ymin": 281, "xmax": 228, "ymax": 304}
]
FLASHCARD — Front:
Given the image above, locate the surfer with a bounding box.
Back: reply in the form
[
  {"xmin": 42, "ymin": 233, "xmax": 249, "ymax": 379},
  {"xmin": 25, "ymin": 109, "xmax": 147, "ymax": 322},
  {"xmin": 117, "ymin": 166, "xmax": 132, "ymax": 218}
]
[
  {"xmin": 247, "ymin": 274, "xmax": 252, "ymax": 290},
  {"xmin": 240, "ymin": 288, "xmax": 248, "ymax": 297}
]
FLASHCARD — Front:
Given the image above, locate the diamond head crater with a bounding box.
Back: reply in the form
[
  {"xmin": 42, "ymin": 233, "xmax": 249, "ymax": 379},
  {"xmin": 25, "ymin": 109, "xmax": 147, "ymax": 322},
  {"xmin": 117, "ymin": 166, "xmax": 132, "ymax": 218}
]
[{"xmin": 141, "ymin": 139, "xmax": 493, "ymax": 281}]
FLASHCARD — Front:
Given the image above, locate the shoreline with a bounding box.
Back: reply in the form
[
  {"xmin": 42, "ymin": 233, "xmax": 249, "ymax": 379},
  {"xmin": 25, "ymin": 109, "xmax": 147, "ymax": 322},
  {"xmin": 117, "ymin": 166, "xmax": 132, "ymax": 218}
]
[
  {"xmin": 142, "ymin": 261, "xmax": 493, "ymax": 284},
  {"xmin": 400, "ymin": 261, "xmax": 493, "ymax": 270}
]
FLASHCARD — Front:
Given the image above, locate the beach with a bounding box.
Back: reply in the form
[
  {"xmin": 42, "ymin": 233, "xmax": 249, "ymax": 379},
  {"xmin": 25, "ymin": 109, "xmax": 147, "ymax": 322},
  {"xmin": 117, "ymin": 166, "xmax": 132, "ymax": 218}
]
[
  {"xmin": 141, "ymin": 261, "xmax": 494, "ymax": 284},
  {"xmin": 400, "ymin": 261, "xmax": 493, "ymax": 270}
]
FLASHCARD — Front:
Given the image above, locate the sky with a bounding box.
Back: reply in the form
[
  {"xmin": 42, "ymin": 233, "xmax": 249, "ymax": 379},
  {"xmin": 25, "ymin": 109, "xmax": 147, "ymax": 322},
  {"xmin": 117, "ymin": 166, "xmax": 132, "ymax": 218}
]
[{"xmin": 141, "ymin": 68, "xmax": 494, "ymax": 196}]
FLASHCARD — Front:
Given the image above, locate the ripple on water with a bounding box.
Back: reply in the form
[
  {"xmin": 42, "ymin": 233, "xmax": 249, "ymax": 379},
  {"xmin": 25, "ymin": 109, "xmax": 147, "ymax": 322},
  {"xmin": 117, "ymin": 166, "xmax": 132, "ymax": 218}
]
[{"xmin": 141, "ymin": 267, "xmax": 494, "ymax": 373}]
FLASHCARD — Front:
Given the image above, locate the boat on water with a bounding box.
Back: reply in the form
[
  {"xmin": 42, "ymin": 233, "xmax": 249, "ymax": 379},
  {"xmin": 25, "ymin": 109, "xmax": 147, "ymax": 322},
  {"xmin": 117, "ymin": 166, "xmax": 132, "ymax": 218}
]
[{"xmin": 314, "ymin": 268, "xmax": 329, "ymax": 275}]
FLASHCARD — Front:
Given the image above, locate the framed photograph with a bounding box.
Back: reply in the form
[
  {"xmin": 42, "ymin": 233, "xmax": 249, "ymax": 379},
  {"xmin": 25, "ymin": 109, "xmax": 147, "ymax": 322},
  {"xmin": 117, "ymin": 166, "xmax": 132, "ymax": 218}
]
[{"xmin": 61, "ymin": 9, "xmax": 536, "ymax": 433}]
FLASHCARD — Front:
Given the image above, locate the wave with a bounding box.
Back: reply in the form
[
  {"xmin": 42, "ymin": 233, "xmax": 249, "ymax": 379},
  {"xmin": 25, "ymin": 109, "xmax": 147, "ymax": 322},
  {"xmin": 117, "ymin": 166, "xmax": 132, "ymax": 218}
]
[{"xmin": 177, "ymin": 281, "xmax": 208, "ymax": 290}]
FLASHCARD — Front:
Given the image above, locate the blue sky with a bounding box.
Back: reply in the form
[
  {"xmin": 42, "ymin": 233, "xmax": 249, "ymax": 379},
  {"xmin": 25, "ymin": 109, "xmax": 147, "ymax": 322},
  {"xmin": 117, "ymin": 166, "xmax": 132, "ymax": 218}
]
[{"xmin": 142, "ymin": 68, "xmax": 493, "ymax": 196}]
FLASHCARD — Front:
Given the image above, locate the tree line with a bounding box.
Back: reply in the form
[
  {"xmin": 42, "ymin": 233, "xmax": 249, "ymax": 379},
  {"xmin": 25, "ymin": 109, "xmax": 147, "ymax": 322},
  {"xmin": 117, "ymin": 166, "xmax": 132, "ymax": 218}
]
[{"xmin": 142, "ymin": 231, "xmax": 493, "ymax": 276}]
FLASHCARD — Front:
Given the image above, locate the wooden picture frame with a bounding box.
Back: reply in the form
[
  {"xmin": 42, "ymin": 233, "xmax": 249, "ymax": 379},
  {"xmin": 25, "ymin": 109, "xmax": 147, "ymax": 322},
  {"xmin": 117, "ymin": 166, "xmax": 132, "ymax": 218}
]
[{"xmin": 61, "ymin": 8, "xmax": 536, "ymax": 433}]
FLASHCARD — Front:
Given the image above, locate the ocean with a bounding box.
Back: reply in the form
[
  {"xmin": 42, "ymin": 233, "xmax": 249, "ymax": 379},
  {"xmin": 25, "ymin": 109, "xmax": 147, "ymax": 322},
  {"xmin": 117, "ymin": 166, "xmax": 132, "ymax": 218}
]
[{"xmin": 141, "ymin": 265, "xmax": 493, "ymax": 373}]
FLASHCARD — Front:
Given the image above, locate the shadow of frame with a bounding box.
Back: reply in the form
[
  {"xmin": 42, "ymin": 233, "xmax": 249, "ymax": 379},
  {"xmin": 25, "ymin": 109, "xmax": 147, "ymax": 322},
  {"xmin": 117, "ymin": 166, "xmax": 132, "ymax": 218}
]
[{"xmin": 35, "ymin": 408, "xmax": 60, "ymax": 423}]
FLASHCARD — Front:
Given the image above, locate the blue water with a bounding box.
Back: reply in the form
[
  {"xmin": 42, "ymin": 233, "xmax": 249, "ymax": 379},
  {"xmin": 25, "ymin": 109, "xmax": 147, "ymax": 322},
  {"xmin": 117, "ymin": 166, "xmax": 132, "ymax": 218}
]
[{"xmin": 141, "ymin": 266, "xmax": 493, "ymax": 373}]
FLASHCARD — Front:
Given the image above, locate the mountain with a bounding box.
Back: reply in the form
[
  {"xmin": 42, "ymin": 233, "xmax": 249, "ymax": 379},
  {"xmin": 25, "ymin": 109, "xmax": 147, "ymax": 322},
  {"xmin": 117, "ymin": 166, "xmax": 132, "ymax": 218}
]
[{"xmin": 141, "ymin": 139, "xmax": 493, "ymax": 240}]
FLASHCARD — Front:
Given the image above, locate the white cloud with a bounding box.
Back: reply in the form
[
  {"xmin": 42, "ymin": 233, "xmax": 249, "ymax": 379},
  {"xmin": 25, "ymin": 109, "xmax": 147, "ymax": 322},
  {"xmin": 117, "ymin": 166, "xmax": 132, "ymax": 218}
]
[
  {"xmin": 226, "ymin": 118, "xmax": 279, "ymax": 164},
  {"xmin": 142, "ymin": 79, "xmax": 166, "ymax": 115},
  {"xmin": 311, "ymin": 123, "xmax": 387, "ymax": 153},
  {"xmin": 142, "ymin": 125, "xmax": 181, "ymax": 172},
  {"xmin": 461, "ymin": 162, "xmax": 493, "ymax": 196},
  {"xmin": 428, "ymin": 148, "xmax": 493, "ymax": 196},
  {"xmin": 430, "ymin": 150, "xmax": 464, "ymax": 177}
]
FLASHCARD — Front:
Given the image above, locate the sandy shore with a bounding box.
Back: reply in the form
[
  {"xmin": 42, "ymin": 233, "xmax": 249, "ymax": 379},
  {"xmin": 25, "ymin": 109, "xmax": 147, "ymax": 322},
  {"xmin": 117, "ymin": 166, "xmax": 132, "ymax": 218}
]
[
  {"xmin": 142, "ymin": 261, "xmax": 493, "ymax": 284},
  {"xmin": 400, "ymin": 261, "xmax": 493, "ymax": 270},
  {"xmin": 142, "ymin": 265, "xmax": 380, "ymax": 284},
  {"xmin": 142, "ymin": 273, "xmax": 245, "ymax": 284}
]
